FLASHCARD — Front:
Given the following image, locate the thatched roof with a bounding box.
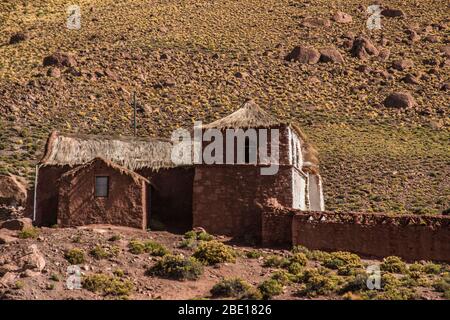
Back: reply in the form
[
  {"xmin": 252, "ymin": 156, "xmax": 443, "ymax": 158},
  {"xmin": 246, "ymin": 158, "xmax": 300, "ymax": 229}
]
[
  {"xmin": 203, "ymin": 100, "xmax": 320, "ymax": 172},
  {"xmin": 40, "ymin": 131, "xmax": 175, "ymax": 171},
  {"xmin": 60, "ymin": 157, "xmax": 150, "ymax": 184},
  {"xmin": 202, "ymin": 99, "xmax": 280, "ymax": 129}
]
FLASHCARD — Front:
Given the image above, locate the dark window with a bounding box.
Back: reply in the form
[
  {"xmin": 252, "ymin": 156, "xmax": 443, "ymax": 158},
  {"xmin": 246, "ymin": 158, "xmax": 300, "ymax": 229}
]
[
  {"xmin": 95, "ymin": 176, "xmax": 109, "ymax": 197},
  {"xmin": 244, "ymin": 137, "xmax": 250, "ymax": 163}
]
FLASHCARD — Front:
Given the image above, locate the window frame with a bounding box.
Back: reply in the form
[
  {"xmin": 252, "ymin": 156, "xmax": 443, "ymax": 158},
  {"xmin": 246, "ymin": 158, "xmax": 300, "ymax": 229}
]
[{"xmin": 94, "ymin": 175, "xmax": 109, "ymax": 198}]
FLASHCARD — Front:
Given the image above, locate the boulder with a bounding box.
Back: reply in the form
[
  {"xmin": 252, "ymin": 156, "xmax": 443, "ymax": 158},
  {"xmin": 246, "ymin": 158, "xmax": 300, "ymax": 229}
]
[
  {"xmin": 377, "ymin": 48, "xmax": 391, "ymax": 61},
  {"xmin": 301, "ymin": 17, "xmax": 331, "ymax": 28},
  {"xmin": 0, "ymin": 174, "xmax": 27, "ymax": 207},
  {"xmin": 285, "ymin": 45, "xmax": 320, "ymax": 64},
  {"xmin": 381, "ymin": 8, "xmax": 406, "ymax": 18},
  {"xmin": 402, "ymin": 74, "xmax": 420, "ymax": 85},
  {"xmin": 319, "ymin": 47, "xmax": 344, "ymax": 63},
  {"xmin": 47, "ymin": 67, "xmax": 61, "ymax": 78},
  {"xmin": 0, "ymin": 231, "xmax": 18, "ymax": 245},
  {"xmin": 19, "ymin": 244, "xmax": 46, "ymax": 272},
  {"xmin": 440, "ymin": 45, "xmax": 450, "ymax": 58},
  {"xmin": 1, "ymin": 218, "xmax": 33, "ymax": 231},
  {"xmin": 9, "ymin": 32, "xmax": 27, "ymax": 45},
  {"xmin": 384, "ymin": 92, "xmax": 416, "ymax": 108},
  {"xmin": 392, "ymin": 59, "xmax": 414, "ymax": 71},
  {"xmin": 43, "ymin": 52, "xmax": 77, "ymax": 68},
  {"xmin": 332, "ymin": 12, "xmax": 352, "ymax": 23},
  {"xmin": 350, "ymin": 37, "xmax": 379, "ymax": 60}
]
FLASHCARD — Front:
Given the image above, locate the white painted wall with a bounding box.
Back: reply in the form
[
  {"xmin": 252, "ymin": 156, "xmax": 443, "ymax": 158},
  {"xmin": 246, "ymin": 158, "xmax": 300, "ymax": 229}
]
[
  {"xmin": 308, "ymin": 173, "xmax": 325, "ymax": 211},
  {"xmin": 288, "ymin": 127, "xmax": 302, "ymax": 169},
  {"xmin": 292, "ymin": 168, "xmax": 306, "ymax": 210}
]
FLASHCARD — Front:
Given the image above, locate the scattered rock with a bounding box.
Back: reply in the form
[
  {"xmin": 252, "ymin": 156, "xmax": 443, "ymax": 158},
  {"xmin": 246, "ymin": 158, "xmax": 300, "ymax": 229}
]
[
  {"xmin": 440, "ymin": 83, "xmax": 449, "ymax": 91},
  {"xmin": 1, "ymin": 218, "xmax": 33, "ymax": 231},
  {"xmin": 285, "ymin": 45, "xmax": 320, "ymax": 64},
  {"xmin": 21, "ymin": 269, "xmax": 41, "ymax": 278},
  {"xmin": 104, "ymin": 68, "xmax": 118, "ymax": 80},
  {"xmin": 319, "ymin": 47, "xmax": 344, "ymax": 63},
  {"xmin": 350, "ymin": 37, "xmax": 379, "ymax": 60},
  {"xmin": 424, "ymin": 35, "xmax": 440, "ymax": 43},
  {"xmin": 377, "ymin": 48, "xmax": 390, "ymax": 61},
  {"xmin": 47, "ymin": 67, "xmax": 61, "ymax": 78},
  {"xmin": 0, "ymin": 231, "xmax": 18, "ymax": 245},
  {"xmin": 234, "ymin": 71, "xmax": 249, "ymax": 79},
  {"xmin": 19, "ymin": 244, "xmax": 46, "ymax": 272},
  {"xmin": 392, "ymin": 59, "xmax": 414, "ymax": 71},
  {"xmin": 402, "ymin": 74, "xmax": 420, "ymax": 85},
  {"xmin": 43, "ymin": 52, "xmax": 77, "ymax": 68},
  {"xmin": 439, "ymin": 45, "xmax": 450, "ymax": 58},
  {"xmin": 9, "ymin": 32, "xmax": 27, "ymax": 45},
  {"xmin": 384, "ymin": 92, "xmax": 416, "ymax": 108},
  {"xmin": 406, "ymin": 30, "xmax": 420, "ymax": 42},
  {"xmin": 381, "ymin": 8, "xmax": 406, "ymax": 18},
  {"xmin": 0, "ymin": 175, "xmax": 27, "ymax": 207},
  {"xmin": 301, "ymin": 17, "xmax": 331, "ymax": 28},
  {"xmin": 332, "ymin": 12, "xmax": 352, "ymax": 24}
]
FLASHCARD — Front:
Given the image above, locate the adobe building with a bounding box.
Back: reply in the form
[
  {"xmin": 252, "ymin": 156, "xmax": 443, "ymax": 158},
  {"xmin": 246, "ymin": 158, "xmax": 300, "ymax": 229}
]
[{"xmin": 33, "ymin": 100, "xmax": 325, "ymax": 241}]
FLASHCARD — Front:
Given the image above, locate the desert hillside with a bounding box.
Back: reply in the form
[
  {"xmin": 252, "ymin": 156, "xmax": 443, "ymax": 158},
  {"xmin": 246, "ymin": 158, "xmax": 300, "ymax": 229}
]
[{"xmin": 0, "ymin": 0, "xmax": 449, "ymax": 214}]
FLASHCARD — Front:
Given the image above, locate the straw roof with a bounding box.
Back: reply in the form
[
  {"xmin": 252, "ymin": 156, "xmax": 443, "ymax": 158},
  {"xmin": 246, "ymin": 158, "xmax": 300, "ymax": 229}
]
[
  {"xmin": 202, "ymin": 99, "xmax": 280, "ymax": 129},
  {"xmin": 40, "ymin": 131, "xmax": 175, "ymax": 171},
  {"xmin": 60, "ymin": 157, "xmax": 150, "ymax": 184}
]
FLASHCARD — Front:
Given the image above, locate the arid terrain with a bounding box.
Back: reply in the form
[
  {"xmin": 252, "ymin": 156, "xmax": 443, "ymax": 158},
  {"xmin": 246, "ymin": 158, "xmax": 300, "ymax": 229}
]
[
  {"xmin": 0, "ymin": 0, "xmax": 449, "ymax": 300},
  {"xmin": 0, "ymin": 224, "xmax": 449, "ymax": 300}
]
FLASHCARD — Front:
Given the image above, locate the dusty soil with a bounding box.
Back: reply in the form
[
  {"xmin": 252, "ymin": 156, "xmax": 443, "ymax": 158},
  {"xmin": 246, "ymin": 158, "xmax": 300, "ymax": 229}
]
[
  {"xmin": 0, "ymin": 225, "xmax": 448, "ymax": 300},
  {"xmin": 0, "ymin": 0, "xmax": 448, "ymax": 215}
]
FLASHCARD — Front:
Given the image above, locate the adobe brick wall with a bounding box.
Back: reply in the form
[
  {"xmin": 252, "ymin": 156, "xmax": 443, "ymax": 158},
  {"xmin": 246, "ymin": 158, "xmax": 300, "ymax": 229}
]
[
  {"xmin": 261, "ymin": 209, "xmax": 294, "ymax": 247},
  {"xmin": 58, "ymin": 161, "xmax": 147, "ymax": 229},
  {"xmin": 291, "ymin": 211, "xmax": 450, "ymax": 262},
  {"xmin": 192, "ymin": 165, "xmax": 293, "ymax": 242},
  {"xmin": 34, "ymin": 165, "xmax": 71, "ymax": 226}
]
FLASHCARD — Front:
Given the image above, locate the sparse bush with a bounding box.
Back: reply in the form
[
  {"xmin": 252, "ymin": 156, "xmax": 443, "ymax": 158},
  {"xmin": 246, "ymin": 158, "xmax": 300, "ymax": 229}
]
[
  {"xmin": 49, "ymin": 274, "xmax": 60, "ymax": 282},
  {"xmin": 246, "ymin": 250, "xmax": 263, "ymax": 259},
  {"xmin": 270, "ymin": 270, "xmax": 294, "ymax": 286},
  {"xmin": 184, "ymin": 230, "xmax": 214, "ymax": 241},
  {"xmin": 263, "ymin": 255, "xmax": 289, "ymax": 268},
  {"xmin": 113, "ymin": 269, "xmax": 125, "ymax": 278},
  {"xmin": 309, "ymin": 250, "xmax": 331, "ymax": 262},
  {"xmin": 178, "ymin": 238, "xmax": 198, "ymax": 250},
  {"xmin": 296, "ymin": 268, "xmax": 341, "ymax": 297},
  {"xmin": 144, "ymin": 241, "xmax": 170, "ymax": 256},
  {"xmin": 408, "ymin": 263, "xmax": 425, "ymax": 273},
  {"xmin": 128, "ymin": 240, "xmax": 146, "ymax": 254},
  {"xmin": 258, "ymin": 279, "xmax": 283, "ymax": 300},
  {"xmin": 432, "ymin": 273, "xmax": 450, "ymax": 293},
  {"xmin": 147, "ymin": 255, "xmax": 203, "ymax": 280},
  {"xmin": 18, "ymin": 227, "xmax": 39, "ymax": 239},
  {"xmin": 211, "ymin": 278, "xmax": 254, "ymax": 299},
  {"xmin": 128, "ymin": 240, "xmax": 169, "ymax": 256},
  {"xmin": 289, "ymin": 253, "xmax": 308, "ymax": 266},
  {"xmin": 291, "ymin": 245, "xmax": 310, "ymax": 255},
  {"xmin": 287, "ymin": 262, "xmax": 304, "ymax": 275},
  {"xmin": 340, "ymin": 272, "xmax": 369, "ymax": 293},
  {"xmin": 90, "ymin": 245, "xmax": 111, "ymax": 260},
  {"xmin": 65, "ymin": 248, "xmax": 85, "ymax": 265},
  {"xmin": 380, "ymin": 256, "xmax": 407, "ymax": 273},
  {"xmin": 83, "ymin": 274, "xmax": 133, "ymax": 297},
  {"xmin": 193, "ymin": 241, "xmax": 236, "ymax": 265},
  {"xmin": 14, "ymin": 281, "xmax": 24, "ymax": 290},
  {"xmin": 108, "ymin": 234, "xmax": 121, "ymax": 242},
  {"xmin": 423, "ymin": 262, "xmax": 441, "ymax": 274},
  {"xmin": 323, "ymin": 251, "xmax": 361, "ymax": 270}
]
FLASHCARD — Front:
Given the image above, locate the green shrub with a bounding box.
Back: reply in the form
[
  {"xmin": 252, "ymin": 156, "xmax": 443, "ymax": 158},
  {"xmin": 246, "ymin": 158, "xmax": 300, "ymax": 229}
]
[
  {"xmin": 14, "ymin": 281, "xmax": 24, "ymax": 289},
  {"xmin": 408, "ymin": 263, "xmax": 425, "ymax": 273},
  {"xmin": 83, "ymin": 274, "xmax": 133, "ymax": 297},
  {"xmin": 193, "ymin": 241, "xmax": 236, "ymax": 265},
  {"xmin": 128, "ymin": 240, "xmax": 146, "ymax": 254},
  {"xmin": 90, "ymin": 245, "xmax": 114, "ymax": 260},
  {"xmin": 432, "ymin": 273, "xmax": 450, "ymax": 292},
  {"xmin": 423, "ymin": 262, "xmax": 441, "ymax": 275},
  {"xmin": 113, "ymin": 269, "xmax": 125, "ymax": 278},
  {"xmin": 289, "ymin": 253, "xmax": 308, "ymax": 266},
  {"xmin": 144, "ymin": 241, "xmax": 170, "ymax": 257},
  {"xmin": 291, "ymin": 245, "xmax": 310, "ymax": 255},
  {"xmin": 147, "ymin": 255, "xmax": 203, "ymax": 280},
  {"xmin": 337, "ymin": 263, "xmax": 364, "ymax": 276},
  {"xmin": 49, "ymin": 274, "xmax": 60, "ymax": 282},
  {"xmin": 18, "ymin": 227, "xmax": 39, "ymax": 239},
  {"xmin": 184, "ymin": 230, "xmax": 214, "ymax": 241},
  {"xmin": 296, "ymin": 268, "xmax": 341, "ymax": 297},
  {"xmin": 323, "ymin": 251, "xmax": 361, "ymax": 270},
  {"xmin": 211, "ymin": 278, "xmax": 254, "ymax": 299},
  {"xmin": 309, "ymin": 250, "xmax": 331, "ymax": 262},
  {"xmin": 380, "ymin": 256, "xmax": 407, "ymax": 273},
  {"xmin": 270, "ymin": 270, "xmax": 294, "ymax": 286},
  {"xmin": 108, "ymin": 234, "xmax": 121, "ymax": 242},
  {"xmin": 246, "ymin": 250, "xmax": 263, "ymax": 259},
  {"xmin": 340, "ymin": 272, "xmax": 369, "ymax": 293},
  {"xmin": 128, "ymin": 240, "xmax": 169, "ymax": 256},
  {"xmin": 65, "ymin": 248, "xmax": 85, "ymax": 265},
  {"xmin": 263, "ymin": 255, "xmax": 289, "ymax": 268},
  {"xmin": 258, "ymin": 279, "xmax": 283, "ymax": 300},
  {"xmin": 178, "ymin": 238, "xmax": 198, "ymax": 250},
  {"xmin": 287, "ymin": 262, "xmax": 304, "ymax": 275}
]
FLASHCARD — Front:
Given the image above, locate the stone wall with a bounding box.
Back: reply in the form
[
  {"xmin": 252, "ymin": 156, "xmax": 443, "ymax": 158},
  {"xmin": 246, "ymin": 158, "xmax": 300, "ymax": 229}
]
[
  {"xmin": 292, "ymin": 211, "xmax": 450, "ymax": 262},
  {"xmin": 58, "ymin": 160, "xmax": 147, "ymax": 229},
  {"xmin": 193, "ymin": 165, "xmax": 293, "ymax": 242},
  {"xmin": 261, "ymin": 208, "xmax": 294, "ymax": 247}
]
